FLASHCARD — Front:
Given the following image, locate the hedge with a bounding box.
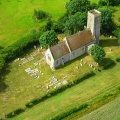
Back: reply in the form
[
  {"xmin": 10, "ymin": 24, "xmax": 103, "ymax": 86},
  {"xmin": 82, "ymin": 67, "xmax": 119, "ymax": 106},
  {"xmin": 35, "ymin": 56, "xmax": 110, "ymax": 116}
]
[
  {"xmin": 25, "ymin": 71, "xmax": 95, "ymax": 108},
  {"xmin": 0, "ymin": 30, "xmax": 41, "ymax": 73},
  {"xmin": 50, "ymin": 103, "xmax": 88, "ymax": 120},
  {"xmin": 5, "ymin": 107, "xmax": 25, "ymax": 118}
]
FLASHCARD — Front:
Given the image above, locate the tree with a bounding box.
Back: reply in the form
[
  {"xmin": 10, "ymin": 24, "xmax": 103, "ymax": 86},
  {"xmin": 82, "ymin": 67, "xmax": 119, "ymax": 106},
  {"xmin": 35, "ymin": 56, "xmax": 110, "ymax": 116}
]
[
  {"xmin": 33, "ymin": 9, "xmax": 47, "ymax": 20},
  {"xmin": 98, "ymin": 0, "xmax": 120, "ymax": 6},
  {"xmin": 64, "ymin": 12, "xmax": 87, "ymax": 34},
  {"xmin": 44, "ymin": 18, "xmax": 53, "ymax": 31},
  {"xmin": 98, "ymin": 7, "xmax": 115, "ymax": 34},
  {"xmin": 66, "ymin": 0, "xmax": 90, "ymax": 15},
  {"xmin": 89, "ymin": 44, "xmax": 105, "ymax": 64},
  {"xmin": 39, "ymin": 30, "xmax": 58, "ymax": 48},
  {"xmin": 118, "ymin": 32, "xmax": 120, "ymax": 45}
]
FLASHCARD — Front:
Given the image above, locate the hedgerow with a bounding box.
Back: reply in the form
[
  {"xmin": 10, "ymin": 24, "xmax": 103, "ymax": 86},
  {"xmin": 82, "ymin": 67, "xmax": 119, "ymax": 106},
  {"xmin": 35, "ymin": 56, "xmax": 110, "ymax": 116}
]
[
  {"xmin": 5, "ymin": 107, "xmax": 25, "ymax": 118},
  {"xmin": 0, "ymin": 30, "xmax": 41, "ymax": 74},
  {"xmin": 50, "ymin": 103, "xmax": 88, "ymax": 120}
]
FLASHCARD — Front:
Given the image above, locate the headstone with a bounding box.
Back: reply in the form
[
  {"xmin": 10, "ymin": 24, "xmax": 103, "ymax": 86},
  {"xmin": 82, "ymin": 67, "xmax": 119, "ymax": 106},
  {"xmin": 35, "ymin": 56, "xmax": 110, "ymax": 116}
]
[{"xmin": 34, "ymin": 45, "xmax": 36, "ymax": 49}]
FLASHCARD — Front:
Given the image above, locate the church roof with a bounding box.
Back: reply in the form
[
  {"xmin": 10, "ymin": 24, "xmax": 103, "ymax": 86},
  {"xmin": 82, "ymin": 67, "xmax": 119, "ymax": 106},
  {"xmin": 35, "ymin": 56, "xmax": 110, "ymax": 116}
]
[
  {"xmin": 50, "ymin": 41, "xmax": 69, "ymax": 59},
  {"xmin": 66, "ymin": 29, "xmax": 95, "ymax": 51}
]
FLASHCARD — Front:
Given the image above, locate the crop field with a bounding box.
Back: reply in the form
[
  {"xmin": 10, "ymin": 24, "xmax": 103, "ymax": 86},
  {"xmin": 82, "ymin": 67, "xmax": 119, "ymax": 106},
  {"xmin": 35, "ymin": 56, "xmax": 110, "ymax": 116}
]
[{"xmin": 79, "ymin": 95, "xmax": 120, "ymax": 120}]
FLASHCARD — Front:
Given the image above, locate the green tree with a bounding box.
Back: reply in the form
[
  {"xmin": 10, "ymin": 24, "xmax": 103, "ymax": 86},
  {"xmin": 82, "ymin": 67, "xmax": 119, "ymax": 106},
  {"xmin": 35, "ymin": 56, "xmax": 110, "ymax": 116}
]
[
  {"xmin": 39, "ymin": 30, "xmax": 58, "ymax": 48},
  {"xmin": 89, "ymin": 44, "xmax": 106, "ymax": 64},
  {"xmin": 33, "ymin": 9, "xmax": 47, "ymax": 20},
  {"xmin": 118, "ymin": 32, "xmax": 120, "ymax": 45},
  {"xmin": 98, "ymin": 0, "xmax": 120, "ymax": 6},
  {"xmin": 66, "ymin": 0, "xmax": 90, "ymax": 15},
  {"xmin": 44, "ymin": 18, "xmax": 53, "ymax": 31},
  {"xmin": 64, "ymin": 12, "xmax": 87, "ymax": 34},
  {"xmin": 98, "ymin": 7, "xmax": 115, "ymax": 34}
]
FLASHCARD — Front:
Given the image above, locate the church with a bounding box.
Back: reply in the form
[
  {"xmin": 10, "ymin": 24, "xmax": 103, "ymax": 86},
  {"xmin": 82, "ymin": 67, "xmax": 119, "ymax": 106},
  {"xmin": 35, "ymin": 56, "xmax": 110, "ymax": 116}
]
[{"xmin": 45, "ymin": 9, "xmax": 101, "ymax": 69}]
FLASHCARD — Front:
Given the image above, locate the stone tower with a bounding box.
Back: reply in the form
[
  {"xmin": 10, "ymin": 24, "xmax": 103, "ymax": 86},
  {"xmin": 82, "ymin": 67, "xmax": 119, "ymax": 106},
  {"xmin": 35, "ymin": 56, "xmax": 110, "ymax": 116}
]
[{"xmin": 87, "ymin": 9, "xmax": 101, "ymax": 44}]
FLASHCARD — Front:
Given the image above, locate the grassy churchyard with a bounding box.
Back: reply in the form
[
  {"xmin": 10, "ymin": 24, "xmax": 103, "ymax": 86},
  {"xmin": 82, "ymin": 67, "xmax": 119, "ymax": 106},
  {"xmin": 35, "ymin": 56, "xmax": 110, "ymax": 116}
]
[{"xmin": 0, "ymin": 37, "xmax": 120, "ymax": 119}]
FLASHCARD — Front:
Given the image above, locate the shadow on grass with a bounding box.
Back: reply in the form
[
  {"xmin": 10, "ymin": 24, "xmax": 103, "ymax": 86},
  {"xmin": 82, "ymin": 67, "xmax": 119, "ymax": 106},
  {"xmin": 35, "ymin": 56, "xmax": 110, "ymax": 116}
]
[
  {"xmin": 0, "ymin": 46, "xmax": 4, "ymax": 50},
  {"xmin": 100, "ymin": 58, "xmax": 116, "ymax": 70},
  {"xmin": 57, "ymin": 54, "xmax": 87, "ymax": 70},
  {"xmin": 100, "ymin": 39, "xmax": 118, "ymax": 47},
  {"xmin": 0, "ymin": 64, "xmax": 11, "ymax": 92}
]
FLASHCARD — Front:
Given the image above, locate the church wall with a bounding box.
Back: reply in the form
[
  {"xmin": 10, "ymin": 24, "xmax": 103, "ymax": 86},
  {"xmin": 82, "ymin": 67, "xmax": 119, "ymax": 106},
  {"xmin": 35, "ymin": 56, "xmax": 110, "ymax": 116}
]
[
  {"xmin": 45, "ymin": 49, "xmax": 54, "ymax": 68},
  {"xmin": 54, "ymin": 53, "xmax": 70, "ymax": 68},
  {"xmin": 70, "ymin": 46, "xmax": 85, "ymax": 60}
]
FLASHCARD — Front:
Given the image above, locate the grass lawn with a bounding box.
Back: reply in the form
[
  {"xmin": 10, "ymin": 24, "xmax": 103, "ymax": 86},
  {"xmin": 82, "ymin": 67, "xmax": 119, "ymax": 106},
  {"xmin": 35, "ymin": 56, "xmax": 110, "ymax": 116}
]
[
  {"xmin": 0, "ymin": 0, "xmax": 68, "ymax": 48},
  {"xmin": 8, "ymin": 44, "xmax": 120, "ymax": 120},
  {"xmin": 0, "ymin": 46, "xmax": 92, "ymax": 117},
  {"xmin": 0, "ymin": 37, "xmax": 120, "ymax": 119}
]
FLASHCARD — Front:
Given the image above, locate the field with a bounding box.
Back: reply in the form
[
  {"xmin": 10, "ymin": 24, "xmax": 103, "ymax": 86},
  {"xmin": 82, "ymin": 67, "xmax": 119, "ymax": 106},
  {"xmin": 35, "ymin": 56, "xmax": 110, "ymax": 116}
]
[
  {"xmin": 79, "ymin": 95, "xmax": 120, "ymax": 120},
  {"xmin": 0, "ymin": 0, "xmax": 120, "ymax": 48},
  {"xmin": 0, "ymin": 0, "xmax": 68, "ymax": 47}
]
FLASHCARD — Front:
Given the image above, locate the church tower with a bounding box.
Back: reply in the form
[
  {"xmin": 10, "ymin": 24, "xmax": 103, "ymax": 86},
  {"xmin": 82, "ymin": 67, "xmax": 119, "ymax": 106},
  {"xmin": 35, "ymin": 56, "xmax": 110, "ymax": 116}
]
[{"xmin": 87, "ymin": 9, "xmax": 101, "ymax": 44}]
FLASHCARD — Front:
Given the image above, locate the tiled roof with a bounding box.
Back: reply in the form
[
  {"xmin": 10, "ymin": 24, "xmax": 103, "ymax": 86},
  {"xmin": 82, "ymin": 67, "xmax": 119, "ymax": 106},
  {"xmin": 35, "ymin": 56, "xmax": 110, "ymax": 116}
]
[
  {"xmin": 66, "ymin": 29, "xmax": 95, "ymax": 51},
  {"xmin": 50, "ymin": 41, "xmax": 69, "ymax": 59}
]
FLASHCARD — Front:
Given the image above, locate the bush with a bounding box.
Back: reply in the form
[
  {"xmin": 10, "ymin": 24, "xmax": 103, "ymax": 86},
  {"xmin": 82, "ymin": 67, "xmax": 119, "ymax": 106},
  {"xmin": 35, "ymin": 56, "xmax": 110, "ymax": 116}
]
[
  {"xmin": 5, "ymin": 107, "xmax": 25, "ymax": 118},
  {"xmin": 112, "ymin": 28, "xmax": 120, "ymax": 37},
  {"xmin": 50, "ymin": 103, "xmax": 88, "ymax": 120},
  {"xmin": 34, "ymin": 9, "xmax": 48, "ymax": 20},
  {"xmin": 116, "ymin": 57, "xmax": 120, "ymax": 62}
]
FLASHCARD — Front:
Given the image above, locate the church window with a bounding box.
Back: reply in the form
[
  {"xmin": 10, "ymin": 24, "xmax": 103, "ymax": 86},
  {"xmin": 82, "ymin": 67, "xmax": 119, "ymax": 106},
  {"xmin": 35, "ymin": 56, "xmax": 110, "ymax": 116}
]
[{"xmin": 48, "ymin": 54, "xmax": 51, "ymax": 61}]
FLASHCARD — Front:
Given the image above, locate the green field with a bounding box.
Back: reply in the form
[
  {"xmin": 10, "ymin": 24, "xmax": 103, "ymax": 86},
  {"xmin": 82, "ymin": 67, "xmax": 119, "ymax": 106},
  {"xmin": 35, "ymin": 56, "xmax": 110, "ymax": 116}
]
[
  {"xmin": 0, "ymin": 0, "xmax": 68, "ymax": 47},
  {"xmin": 0, "ymin": 0, "xmax": 120, "ymax": 48},
  {"xmin": 78, "ymin": 95, "xmax": 120, "ymax": 120}
]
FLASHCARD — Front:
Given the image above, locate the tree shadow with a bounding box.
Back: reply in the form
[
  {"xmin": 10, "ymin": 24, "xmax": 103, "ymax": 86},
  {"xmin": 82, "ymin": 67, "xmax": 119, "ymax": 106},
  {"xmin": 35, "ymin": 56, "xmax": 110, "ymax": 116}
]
[
  {"xmin": 0, "ymin": 46, "xmax": 4, "ymax": 50},
  {"xmin": 100, "ymin": 39, "xmax": 118, "ymax": 47},
  {"xmin": 100, "ymin": 58, "xmax": 116, "ymax": 70},
  {"xmin": 0, "ymin": 64, "xmax": 11, "ymax": 92}
]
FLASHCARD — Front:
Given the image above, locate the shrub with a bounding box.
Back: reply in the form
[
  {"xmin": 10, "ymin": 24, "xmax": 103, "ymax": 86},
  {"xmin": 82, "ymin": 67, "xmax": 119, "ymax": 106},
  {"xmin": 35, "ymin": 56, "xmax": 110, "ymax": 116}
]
[
  {"xmin": 5, "ymin": 107, "xmax": 25, "ymax": 118},
  {"xmin": 34, "ymin": 9, "xmax": 47, "ymax": 20},
  {"xmin": 50, "ymin": 103, "xmax": 88, "ymax": 120}
]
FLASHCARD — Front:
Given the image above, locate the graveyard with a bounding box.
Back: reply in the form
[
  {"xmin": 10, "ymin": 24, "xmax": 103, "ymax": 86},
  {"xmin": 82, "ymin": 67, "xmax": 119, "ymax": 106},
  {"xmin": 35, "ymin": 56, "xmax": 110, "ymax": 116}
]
[{"xmin": 0, "ymin": 36, "xmax": 120, "ymax": 119}]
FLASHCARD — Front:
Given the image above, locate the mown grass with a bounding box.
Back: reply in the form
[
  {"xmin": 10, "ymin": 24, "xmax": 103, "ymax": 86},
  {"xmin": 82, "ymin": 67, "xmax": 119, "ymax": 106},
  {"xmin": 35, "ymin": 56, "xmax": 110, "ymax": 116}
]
[
  {"xmin": 0, "ymin": 37, "xmax": 120, "ymax": 119},
  {"xmin": 0, "ymin": 47, "xmax": 92, "ymax": 117},
  {"xmin": 9, "ymin": 59, "xmax": 120, "ymax": 120}
]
